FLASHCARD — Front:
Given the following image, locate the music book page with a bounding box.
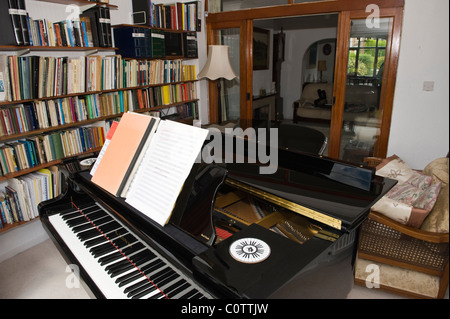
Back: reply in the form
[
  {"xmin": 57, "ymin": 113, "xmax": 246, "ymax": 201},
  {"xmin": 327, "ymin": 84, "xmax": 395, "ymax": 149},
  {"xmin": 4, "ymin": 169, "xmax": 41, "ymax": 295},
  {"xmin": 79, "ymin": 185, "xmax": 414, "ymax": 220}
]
[{"xmin": 125, "ymin": 120, "xmax": 208, "ymax": 226}]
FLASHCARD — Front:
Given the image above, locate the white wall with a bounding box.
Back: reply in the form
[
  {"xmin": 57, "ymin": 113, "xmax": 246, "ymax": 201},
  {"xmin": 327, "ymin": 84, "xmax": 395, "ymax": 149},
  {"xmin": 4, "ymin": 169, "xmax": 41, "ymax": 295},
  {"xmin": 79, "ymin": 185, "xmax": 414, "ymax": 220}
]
[{"xmin": 388, "ymin": 0, "xmax": 449, "ymax": 169}]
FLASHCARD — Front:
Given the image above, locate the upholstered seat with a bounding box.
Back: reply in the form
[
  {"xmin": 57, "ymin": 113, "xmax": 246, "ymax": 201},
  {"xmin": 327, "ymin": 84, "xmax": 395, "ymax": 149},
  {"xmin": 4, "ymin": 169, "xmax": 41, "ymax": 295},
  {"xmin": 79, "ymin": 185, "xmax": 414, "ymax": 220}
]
[{"xmin": 354, "ymin": 156, "xmax": 449, "ymax": 298}]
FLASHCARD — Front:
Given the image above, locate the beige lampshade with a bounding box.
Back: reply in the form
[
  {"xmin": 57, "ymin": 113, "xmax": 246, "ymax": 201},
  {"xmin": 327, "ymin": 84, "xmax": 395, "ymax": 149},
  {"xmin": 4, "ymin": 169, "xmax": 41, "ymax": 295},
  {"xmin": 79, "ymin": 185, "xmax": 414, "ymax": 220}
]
[
  {"xmin": 317, "ymin": 60, "xmax": 327, "ymax": 71},
  {"xmin": 198, "ymin": 45, "xmax": 238, "ymax": 80}
]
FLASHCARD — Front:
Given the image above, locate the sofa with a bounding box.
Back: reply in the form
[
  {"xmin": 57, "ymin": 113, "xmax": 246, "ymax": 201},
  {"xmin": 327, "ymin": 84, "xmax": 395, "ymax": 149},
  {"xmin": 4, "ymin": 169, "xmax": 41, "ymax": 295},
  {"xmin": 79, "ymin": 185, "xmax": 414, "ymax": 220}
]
[{"xmin": 293, "ymin": 83, "xmax": 379, "ymax": 123}]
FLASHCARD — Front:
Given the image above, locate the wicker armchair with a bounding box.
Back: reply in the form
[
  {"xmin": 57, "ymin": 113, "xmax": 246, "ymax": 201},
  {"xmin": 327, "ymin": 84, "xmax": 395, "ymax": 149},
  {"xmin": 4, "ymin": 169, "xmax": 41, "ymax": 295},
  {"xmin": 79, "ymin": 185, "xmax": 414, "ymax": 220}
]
[{"xmin": 354, "ymin": 157, "xmax": 449, "ymax": 299}]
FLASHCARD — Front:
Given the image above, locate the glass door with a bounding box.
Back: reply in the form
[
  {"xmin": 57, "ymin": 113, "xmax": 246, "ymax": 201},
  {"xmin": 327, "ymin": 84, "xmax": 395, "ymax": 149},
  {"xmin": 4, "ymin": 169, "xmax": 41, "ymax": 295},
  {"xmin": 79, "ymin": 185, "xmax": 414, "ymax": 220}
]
[
  {"xmin": 329, "ymin": 8, "xmax": 402, "ymax": 163},
  {"xmin": 207, "ymin": 21, "xmax": 252, "ymax": 127}
]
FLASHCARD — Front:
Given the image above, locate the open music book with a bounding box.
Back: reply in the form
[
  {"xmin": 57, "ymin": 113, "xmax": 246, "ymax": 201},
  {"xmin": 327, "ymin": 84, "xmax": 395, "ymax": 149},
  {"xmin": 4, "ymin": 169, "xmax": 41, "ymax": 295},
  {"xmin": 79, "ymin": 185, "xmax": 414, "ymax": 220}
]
[{"xmin": 91, "ymin": 112, "xmax": 208, "ymax": 226}]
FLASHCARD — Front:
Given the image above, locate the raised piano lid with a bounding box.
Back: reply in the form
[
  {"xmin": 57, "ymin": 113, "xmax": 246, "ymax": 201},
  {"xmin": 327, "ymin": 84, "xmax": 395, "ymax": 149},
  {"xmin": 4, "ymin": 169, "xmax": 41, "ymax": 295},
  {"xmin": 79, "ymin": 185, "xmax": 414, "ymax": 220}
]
[{"xmin": 222, "ymin": 148, "xmax": 396, "ymax": 232}]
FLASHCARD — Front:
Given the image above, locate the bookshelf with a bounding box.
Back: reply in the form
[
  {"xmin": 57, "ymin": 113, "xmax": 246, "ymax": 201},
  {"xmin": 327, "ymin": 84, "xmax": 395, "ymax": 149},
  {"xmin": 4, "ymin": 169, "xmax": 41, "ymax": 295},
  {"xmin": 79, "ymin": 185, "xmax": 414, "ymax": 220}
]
[{"xmin": 0, "ymin": 0, "xmax": 201, "ymax": 232}]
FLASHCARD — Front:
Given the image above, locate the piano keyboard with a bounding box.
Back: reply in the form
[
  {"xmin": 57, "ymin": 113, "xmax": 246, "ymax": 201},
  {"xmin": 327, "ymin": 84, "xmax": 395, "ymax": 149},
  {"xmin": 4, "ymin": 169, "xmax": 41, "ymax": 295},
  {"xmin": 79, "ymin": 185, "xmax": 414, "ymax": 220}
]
[{"xmin": 48, "ymin": 201, "xmax": 212, "ymax": 299}]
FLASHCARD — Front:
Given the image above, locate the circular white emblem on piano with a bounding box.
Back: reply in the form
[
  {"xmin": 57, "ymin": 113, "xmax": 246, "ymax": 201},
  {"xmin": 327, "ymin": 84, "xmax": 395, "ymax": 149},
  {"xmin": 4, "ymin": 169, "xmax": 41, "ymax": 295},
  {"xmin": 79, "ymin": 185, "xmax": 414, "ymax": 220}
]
[{"xmin": 229, "ymin": 238, "xmax": 271, "ymax": 264}]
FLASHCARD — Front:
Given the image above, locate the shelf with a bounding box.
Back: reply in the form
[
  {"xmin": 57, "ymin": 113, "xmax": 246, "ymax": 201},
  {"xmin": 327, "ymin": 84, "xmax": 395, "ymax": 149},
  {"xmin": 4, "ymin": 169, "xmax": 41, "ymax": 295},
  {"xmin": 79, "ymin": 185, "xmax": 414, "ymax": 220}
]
[
  {"xmin": 0, "ymin": 147, "xmax": 101, "ymax": 182},
  {"xmin": 0, "ymin": 45, "xmax": 117, "ymax": 52},
  {"xmin": 0, "ymin": 217, "xmax": 40, "ymax": 234},
  {"xmin": 33, "ymin": 0, "xmax": 118, "ymax": 9},
  {"xmin": 112, "ymin": 24, "xmax": 196, "ymax": 33}
]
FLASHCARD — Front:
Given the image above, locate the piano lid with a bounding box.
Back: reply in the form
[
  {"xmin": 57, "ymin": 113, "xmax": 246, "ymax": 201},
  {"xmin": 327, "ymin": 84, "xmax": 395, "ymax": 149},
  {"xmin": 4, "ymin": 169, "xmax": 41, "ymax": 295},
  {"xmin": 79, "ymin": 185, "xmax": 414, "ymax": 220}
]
[{"xmin": 222, "ymin": 148, "xmax": 396, "ymax": 231}]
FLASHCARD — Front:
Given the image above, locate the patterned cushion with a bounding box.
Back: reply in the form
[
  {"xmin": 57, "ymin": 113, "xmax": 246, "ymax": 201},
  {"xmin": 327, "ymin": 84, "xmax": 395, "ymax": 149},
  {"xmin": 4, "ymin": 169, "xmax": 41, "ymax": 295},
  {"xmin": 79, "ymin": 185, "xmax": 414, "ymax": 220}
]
[{"xmin": 372, "ymin": 155, "xmax": 442, "ymax": 228}]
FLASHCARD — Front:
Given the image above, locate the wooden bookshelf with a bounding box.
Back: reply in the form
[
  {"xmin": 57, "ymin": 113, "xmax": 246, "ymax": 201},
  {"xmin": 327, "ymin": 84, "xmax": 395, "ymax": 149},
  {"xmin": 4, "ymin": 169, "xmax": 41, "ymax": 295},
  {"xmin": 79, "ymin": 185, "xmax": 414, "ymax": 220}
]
[
  {"xmin": 0, "ymin": 217, "xmax": 40, "ymax": 233},
  {"xmin": 0, "ymin": 0, "xmax": 200, "ymax": 231}
]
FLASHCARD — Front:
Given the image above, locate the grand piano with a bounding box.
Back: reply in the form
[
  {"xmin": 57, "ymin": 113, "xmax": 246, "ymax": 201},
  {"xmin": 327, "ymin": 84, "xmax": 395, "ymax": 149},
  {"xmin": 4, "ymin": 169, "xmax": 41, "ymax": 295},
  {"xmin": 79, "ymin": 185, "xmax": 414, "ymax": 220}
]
[{"xmin": 39, "ymin": 133, "xmax": 396, "ymax": 299}]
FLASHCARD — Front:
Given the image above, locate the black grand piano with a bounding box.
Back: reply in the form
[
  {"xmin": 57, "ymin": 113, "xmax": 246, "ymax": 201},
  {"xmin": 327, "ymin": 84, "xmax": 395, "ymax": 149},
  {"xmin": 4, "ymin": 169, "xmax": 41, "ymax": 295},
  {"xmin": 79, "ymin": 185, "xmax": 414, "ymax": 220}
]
[{"xmin": 39, "ymin": 135, "xmax": 395, "ymax": 299}]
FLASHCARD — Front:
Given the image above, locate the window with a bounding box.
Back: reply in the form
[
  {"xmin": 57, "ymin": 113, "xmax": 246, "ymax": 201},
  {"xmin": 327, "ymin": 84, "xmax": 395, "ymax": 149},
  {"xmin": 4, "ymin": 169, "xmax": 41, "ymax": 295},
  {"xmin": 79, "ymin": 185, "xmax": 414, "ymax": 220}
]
[{"xmin": 347, "ymin": 36, "xmax": 386, "ymax": 86}]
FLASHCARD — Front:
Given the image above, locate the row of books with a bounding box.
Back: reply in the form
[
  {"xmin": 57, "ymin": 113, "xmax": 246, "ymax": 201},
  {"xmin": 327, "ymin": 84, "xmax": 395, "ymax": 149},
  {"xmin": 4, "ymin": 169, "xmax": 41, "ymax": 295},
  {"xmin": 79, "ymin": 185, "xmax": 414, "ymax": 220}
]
[
  {"xmin": 28, "ymin": 17, "xmax": 95, "ymax": 48},
  {"xmin": 1, "ymin": 54, "xmax": 197, "ymax": 103},
  {"xmin": 0, "ymin": 84, "xmax": 198, "ymax": 138},
  {"xmin": 120, "ymin": 58, "xmax": 197, "ymax": 89},
  {"xmin": 168, "ymin": 101, "xmax": 199, "ymax": 120},
  {"xmin": 0, "ymin": 166, "xmax": 64, "ymax": 228},
  {"xmin": 0, "ymin": 124, "xmax": 105, "ymax": 176},
  {"xmin": 0, "ymin": 1, "xmax": 112, "ymax": 48},
  {"xmin": 132, "ymin": 0, "xmax": 200, "ymax": 31},
  {"xmin": 154, "ymin": 82, "xmax": 198, "ymax": 106},
  {"xmin": 113, "ymin": 26, "xmax": 198, "ymax": 59}
]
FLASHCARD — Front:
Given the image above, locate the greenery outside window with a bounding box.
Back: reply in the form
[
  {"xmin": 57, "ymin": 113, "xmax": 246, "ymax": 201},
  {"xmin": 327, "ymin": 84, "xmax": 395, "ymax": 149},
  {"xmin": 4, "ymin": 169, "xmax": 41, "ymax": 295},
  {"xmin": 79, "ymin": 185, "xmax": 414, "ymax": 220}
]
[{"xmin": 347, "ymin": 37, "xmax": 386, "ymax": 86}]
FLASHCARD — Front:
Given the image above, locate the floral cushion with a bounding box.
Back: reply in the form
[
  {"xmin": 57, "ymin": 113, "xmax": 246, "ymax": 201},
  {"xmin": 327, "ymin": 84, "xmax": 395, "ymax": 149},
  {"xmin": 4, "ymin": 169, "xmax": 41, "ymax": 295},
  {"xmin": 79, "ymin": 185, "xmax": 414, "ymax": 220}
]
[{"xmin": 372, "ymin": 155, "xmax": 442, "ymax": 228}]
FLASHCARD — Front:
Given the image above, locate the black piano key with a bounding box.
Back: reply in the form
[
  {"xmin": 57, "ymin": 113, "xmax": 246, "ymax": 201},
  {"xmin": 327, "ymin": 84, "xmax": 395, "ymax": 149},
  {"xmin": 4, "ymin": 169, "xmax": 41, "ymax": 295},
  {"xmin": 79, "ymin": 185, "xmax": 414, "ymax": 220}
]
[
  {"xmin": 124, "ymin": 266, "xmax": 171, "ymax": 296},
  {"xmin": 71, "ymin": 222, "xmax": 95, "ymax": 233},
  {"xmin": 61, "ymin": 211, "xmax": 85, "ymax": 221},
  {"xmin": 83, "ymin": 225, "xmax": 129, "ymax": 248},
  {"xmin": 162, "ymin": 279, "xmax": 188, "ymax": 297},
  {"xmin": 116, "ymin": 259, "xmax": 164, "ymax": 287},
  {"xmin": 106, "ymin": 250, "xmax": 154, "ymax": 276},
  {"xmin": 99, "ymin": 242, "xmax": 146, "ymax": 266},
  {"xmin": 179, "ymin": 288, "xmax": 200, "ymax": 299},
  {"xmin": 78, "ymin": 222, "xmax": 123, "ymax": 242},
  {"xmin": 166, "ymin": 280, "xmax": 190, "ymax": 298},
  {"xmin": 132, "ymin": 272, "xmax": 179, "ymax": 299},
  {"xmin": 62, "ymin": 206, "xmax": 100, "ymax": 221},
  {"xmin": 148, "ymin": 292, "xmax": 165, "ymax": 299},
  {"xmin": 90, "ymin": 233, "xmax": 136, "ymax": 258},
  {"xmin": 66, "ymin": 211, "xmax": 105, "ymax": 227},
  {"xmin": 72, "ymin": 216, "xmax": 113, "ymax": 233},
  {"xmin": 157, "ymin": 272, "xmax": 180, "ymax": 288},
  {"xmin": 83, "ymin": 232, "xmax": 113, "ymax": 248},
  {"xmin": 59, "ymin": 204, "xmax": 96, "ymax": 219}
]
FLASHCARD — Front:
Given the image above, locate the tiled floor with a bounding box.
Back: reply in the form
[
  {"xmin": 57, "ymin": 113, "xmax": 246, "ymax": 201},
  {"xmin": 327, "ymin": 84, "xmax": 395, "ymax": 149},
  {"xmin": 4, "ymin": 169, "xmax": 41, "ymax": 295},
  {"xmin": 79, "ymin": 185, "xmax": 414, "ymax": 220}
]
[{"xmin": 2, "ymin": 238, "xmax": 443, "ymax": 299}]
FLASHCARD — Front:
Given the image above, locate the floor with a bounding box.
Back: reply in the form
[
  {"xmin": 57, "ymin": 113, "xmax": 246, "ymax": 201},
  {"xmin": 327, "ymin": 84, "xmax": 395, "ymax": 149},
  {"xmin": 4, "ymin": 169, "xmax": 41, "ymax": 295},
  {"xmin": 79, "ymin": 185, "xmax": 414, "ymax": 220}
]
[{"xmin": 2, "ymin": 238, "xmax": 446, "ymax": 299}]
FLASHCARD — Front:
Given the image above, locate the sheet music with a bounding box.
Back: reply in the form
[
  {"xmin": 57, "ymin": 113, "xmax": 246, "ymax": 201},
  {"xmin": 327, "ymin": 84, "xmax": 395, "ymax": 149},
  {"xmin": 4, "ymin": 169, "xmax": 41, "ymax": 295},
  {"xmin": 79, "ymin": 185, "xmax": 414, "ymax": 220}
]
[{"xmin": 125, "ymin": 120, "xmax": 208, "ymax": 226}]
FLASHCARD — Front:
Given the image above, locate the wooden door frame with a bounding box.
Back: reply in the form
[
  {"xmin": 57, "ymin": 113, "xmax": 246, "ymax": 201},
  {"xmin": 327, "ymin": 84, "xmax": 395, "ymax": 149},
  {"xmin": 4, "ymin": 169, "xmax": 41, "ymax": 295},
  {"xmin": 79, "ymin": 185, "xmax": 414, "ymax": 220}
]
[
  {"xmin": 205, "ymin": 0, "xmax": 404, "ymax": 159},
  {"xmin": 330, "ymin": 7, "xmax": 403, "ymax": 158}
]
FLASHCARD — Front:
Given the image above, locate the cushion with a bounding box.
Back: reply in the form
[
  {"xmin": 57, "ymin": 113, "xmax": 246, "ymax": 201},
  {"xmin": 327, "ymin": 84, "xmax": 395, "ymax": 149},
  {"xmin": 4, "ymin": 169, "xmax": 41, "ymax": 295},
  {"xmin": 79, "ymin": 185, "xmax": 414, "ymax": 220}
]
[
  {"xmin": 423, "ymin": 157, "xmax": 449, "ymax": 187},
  {"xmin": 375, "ymin": 155, "xmax": 416, "ymax": 184},
  {"xmin": 355, "ymin": 257, "xmax": 441, "ymax": 298},
  {"xmin": 372, "ymin": 155, "xmax": 442, "ymax": 228}
]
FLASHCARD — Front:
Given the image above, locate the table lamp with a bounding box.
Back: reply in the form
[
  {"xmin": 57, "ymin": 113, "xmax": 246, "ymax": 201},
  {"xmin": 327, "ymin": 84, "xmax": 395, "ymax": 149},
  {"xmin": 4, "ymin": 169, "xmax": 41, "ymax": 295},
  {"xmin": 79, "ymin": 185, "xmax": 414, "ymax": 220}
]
[{"xmin": 317, "ymin": 60, "xmax": 327, "ymax": 82}]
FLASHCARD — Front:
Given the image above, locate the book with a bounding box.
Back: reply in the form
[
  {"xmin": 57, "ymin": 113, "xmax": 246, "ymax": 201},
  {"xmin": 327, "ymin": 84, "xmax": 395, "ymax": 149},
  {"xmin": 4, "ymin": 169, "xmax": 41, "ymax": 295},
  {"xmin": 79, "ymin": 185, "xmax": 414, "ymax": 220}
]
[
  {"xmin": 0, "ymin": 55, "xmax": 11, "ymax": 102},
  {"xmin": 0, "ymin": 0, "xmax": 24, "ymax": 45},
  {"xmin": 132, "ymin": 0, "xmax": 152, "ymax": 26},
  {"xmin": 91, "ymin": 112, "xmax": 160, "ymax": 196},
  {"xmin": 90, "ymin": 112, "xmax": 208, "ymax": 226},
  {"xmin": 80, "ymin": 6, "xmax": 112, "ymax": 47}
]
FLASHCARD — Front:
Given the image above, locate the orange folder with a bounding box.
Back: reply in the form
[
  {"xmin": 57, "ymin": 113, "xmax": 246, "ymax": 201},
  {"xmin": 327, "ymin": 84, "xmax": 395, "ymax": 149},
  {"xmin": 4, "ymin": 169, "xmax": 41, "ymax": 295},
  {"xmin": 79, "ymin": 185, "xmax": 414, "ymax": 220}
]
[{"xmin": 91, "ymin": 112, "xmax": 158, "ymax": 196}]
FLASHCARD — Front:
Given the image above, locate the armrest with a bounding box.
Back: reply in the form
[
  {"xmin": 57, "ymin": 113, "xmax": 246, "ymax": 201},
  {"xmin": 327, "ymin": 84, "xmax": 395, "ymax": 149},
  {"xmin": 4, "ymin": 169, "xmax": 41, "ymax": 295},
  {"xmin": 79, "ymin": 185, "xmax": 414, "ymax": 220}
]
[
  {"xmin": 363, "ymin": 157, "xmax": 384, "ymax": 168},
  {"xmin": 368, "ymin": 211, "xmax": 449, "ymax": 244}
]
